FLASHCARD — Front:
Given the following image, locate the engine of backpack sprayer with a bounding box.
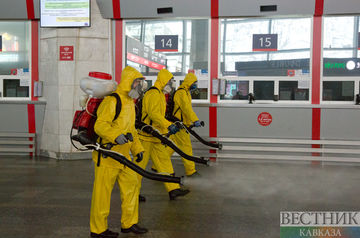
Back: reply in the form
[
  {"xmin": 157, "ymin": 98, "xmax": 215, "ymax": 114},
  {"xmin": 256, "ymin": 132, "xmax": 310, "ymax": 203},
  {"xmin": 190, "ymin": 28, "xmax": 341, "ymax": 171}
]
[{"xmin": 71, "ymin": 72, "xmax": 117, "ymax": 146}]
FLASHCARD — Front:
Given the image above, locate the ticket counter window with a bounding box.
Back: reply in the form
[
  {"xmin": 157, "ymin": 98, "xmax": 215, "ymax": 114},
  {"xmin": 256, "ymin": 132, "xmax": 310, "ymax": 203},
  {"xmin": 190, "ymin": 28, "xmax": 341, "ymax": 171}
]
[
  {"xmin": 220, "ymin": 80, "xmax": 249, "ymax": 100},
  {"xmin": 0, "ymin": 21, "xmax": 30, "ymax": 99},
  {"xmin": 279, "ymin": 81, "xmax": 309, "ymax": 101},
  {"xmin": 254, "ymin": 81, "xmax": 274, "ymax": 100},
  {"xmin": 3, "ymin": 79, "xmax": 29, "ymax": 97},
  {"xmin": 323, "ymin": 81, "xmax": 354, "ymax": 101}
]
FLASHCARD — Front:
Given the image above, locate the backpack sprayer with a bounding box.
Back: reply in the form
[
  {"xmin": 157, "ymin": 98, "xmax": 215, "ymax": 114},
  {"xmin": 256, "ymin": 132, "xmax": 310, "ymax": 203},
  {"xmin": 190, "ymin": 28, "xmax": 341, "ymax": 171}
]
[
  {"xmin": 135, "ymin": 120, "xmax": 210, "ymax": 166},
  {"xmin": 182, "ymin": 121, "xmax": 222, "ymax": 150},
  {"xmin": 71, "ymin": 134, "xmax": 183, "ymax": 185},
  {"xmin": 70, "ymin": 72, "xmax": 183, "ymax": 185}
]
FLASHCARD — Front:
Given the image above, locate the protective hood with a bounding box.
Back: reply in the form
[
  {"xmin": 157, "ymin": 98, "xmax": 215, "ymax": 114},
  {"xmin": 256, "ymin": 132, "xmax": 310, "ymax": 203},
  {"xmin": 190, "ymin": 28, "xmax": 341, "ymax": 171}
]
[
  {"xmin": 179, "ymin": 72, "xmax": 197, "ymax": 90},
  {"xmin": 116, "ymin": 66, "xmax": 144, "ymax": 95},
  {"xmin": 154, "ymin": 69, "xmax": 174, "ymax": 90}
]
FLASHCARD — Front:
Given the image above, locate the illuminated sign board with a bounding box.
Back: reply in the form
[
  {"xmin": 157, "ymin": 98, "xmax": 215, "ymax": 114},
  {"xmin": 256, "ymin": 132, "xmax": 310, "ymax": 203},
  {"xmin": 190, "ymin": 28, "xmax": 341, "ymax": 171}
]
[
  {"xmin": 323, "ymin": 58, "xmax": 360, "ymax": 76},
  {"xmin": 40, "ymin": 0, "xmax": 90, "ymax": 27},
  {"xmin": 253, "ymin": 34, "xmax": 278, "ymax": 51}
]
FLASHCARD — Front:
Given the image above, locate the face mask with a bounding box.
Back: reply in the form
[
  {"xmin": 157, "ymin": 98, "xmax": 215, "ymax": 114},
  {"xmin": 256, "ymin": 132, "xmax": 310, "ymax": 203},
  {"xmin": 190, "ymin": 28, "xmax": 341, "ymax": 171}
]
[
  {"xmin": 162, "ymin": 78, "xmax": 175, "ymax": 94},
  {"xmin": 163, "ymin": 85, "xmax": 172, "ymax": 94},
  {"xmin": 128, "ymin": 78, "xmax": 145, "ymax": 99},
  {"xmin": 190, "ymin": 83, "xmax": 197, "ymax": 91}
]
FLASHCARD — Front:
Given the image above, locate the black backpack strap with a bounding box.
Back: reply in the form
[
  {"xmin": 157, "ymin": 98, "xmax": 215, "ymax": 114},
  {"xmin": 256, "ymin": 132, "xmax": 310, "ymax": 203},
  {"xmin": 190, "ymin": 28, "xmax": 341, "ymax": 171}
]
[
  {"xmin": 173, "ymin": 88, "xmax": 186, "ymax": 121},
  {"xmin": 109, "ymin": 93, "xmax": 122, "ymax": 121}
]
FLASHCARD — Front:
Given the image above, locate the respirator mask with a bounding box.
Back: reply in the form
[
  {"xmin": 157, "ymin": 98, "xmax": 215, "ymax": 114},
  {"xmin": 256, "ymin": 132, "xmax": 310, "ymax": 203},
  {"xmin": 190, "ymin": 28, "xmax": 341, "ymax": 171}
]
[
  {"xmin": 190, "ymin": 82, "xmax": 198, "ymax": 92},
  {"xmin": 128, "ymin": 77, "xmax": 147, "ymax": 99},
  {"xmin": 163, "ymin": 78, "xmax": 175, "ymax": 94}
]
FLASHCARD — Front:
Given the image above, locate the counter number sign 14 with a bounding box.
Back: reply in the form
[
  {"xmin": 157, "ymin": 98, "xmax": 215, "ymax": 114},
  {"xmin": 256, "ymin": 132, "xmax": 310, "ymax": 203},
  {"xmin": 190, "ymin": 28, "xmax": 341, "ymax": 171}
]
[
  {"xmin": 253, "ymin": 34, "xmax": 278, "ymax": 51},
  {"xmin": 155, "ymin": 35, "xmax": 178, "ymax": 52}
]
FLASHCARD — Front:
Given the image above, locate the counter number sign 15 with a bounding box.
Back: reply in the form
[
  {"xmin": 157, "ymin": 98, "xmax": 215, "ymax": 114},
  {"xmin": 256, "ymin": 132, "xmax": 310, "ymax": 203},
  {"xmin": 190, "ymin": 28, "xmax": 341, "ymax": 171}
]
[
  {"xmin": 253, "ymin": 34, "xmax": 278, "ymax": 51},
  {"xmin": 155, "ymin": 35, "xmax": 178, "ymax": 52}
]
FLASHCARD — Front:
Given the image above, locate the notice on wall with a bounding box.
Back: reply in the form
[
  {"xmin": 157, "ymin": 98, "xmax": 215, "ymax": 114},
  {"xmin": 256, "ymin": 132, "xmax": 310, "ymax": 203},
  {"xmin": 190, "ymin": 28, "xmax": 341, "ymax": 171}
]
[
  {"xmin": 253, "ymin": 34, "xmax": 278, "ymax": 51},
  {"xmin": 20, "ymin": 78, "xmax": 30, "ymax": 87},
  {"xmin": 198, "ymin": 80, "xmax": 208, "ymax": 89},
  {"xmin": 258, "ymin": 112, "xmax": 272, "ymax": 126},
  {"xmin": 59, "ymin": 46, "xmax": 74, "ymax": 61},
  {"xmin": 298, "ymin": 80, "xmax": 310, "ymax": 89}
]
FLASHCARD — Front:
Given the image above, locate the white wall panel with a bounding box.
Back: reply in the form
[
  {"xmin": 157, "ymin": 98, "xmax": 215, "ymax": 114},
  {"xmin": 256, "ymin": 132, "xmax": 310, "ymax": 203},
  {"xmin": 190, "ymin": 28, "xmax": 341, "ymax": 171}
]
[
  {"xmin": 120, "ymin": 0, "xmax": 210, "ymax": 18},
  {"xmin": 324, "ymin": 0, "xmax": 360, "ymax": 15},
  {"xmin": 219, "ymin": 0, "xmax": 316, "ymax": 17},
  {"xmin": 96, "ymin": 0, "xmax": 114, "ymax": 19},
  {"xmin": 0, "ymin": 0, "xmax": 29, "ymax": 19}
]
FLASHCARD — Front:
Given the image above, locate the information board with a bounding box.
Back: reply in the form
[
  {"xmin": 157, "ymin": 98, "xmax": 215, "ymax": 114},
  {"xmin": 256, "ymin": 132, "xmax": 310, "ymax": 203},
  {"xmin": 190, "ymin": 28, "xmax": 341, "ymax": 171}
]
[
  {"xmin": 40, "ymin": 0, "xmax": 90, "ymax": 27},
  {"xmin": 126, "ymin": 36, "xmax": 166, "ymax": 70},
  {"xmin": 155, "ymin": 35, "xmax": 178, "ymax": 52},
  {"xmin": 253, "ymin": 34, "xmax": 278, "ymax": 51}
]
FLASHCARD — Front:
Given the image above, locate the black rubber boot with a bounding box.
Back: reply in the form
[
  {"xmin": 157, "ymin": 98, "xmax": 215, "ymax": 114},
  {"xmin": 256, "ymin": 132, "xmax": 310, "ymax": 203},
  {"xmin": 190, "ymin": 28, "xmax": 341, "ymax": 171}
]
[
  {"xmin": 169, "ymin": 188, "xmax": 190, "ymax": 200},
  {"xmin": 90, "ymin": 229, "xmax": 119, "ymax": 238},
  {"xmin": 121, "ymin": 224, "xmax": 148, "ymax": 234},
  {"xmin": 139, "ymin": 194, "xmax": 146, "ymax": 202}
]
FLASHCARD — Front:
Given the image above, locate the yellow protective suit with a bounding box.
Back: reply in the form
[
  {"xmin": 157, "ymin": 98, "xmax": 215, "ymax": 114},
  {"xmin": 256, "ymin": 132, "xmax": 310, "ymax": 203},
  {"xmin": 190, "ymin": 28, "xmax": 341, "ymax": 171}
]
[
  {"xmin": 167, "ymin": 73, "xmax": 199, "ymax": 176},
  {"xmin": 90, "ymin": 66, "xmax": 144, "ymax": 234},
  {"xmin": 137, "ymin": 69, "xmax": 180, "ymax": 192}
]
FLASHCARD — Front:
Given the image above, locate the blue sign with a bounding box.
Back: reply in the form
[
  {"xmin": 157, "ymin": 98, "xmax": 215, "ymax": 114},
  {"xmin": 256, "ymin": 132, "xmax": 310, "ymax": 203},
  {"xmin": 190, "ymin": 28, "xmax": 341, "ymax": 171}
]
[
  {"xmin": 155, "ymin": 35, "xmax": 178, "ymax": 52},
  {"xmin": 0, "ymin": 35, "xmax": 2, "ymax": 52},
  {"xmin": 253, "ymin": 34, "xmax": 278, "ymax": 51}
]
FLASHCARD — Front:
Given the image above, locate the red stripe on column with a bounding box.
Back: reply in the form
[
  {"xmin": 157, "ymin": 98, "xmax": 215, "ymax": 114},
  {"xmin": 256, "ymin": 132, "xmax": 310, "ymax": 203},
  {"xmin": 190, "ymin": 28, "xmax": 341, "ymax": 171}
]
[
  {"xmin": 31, "ymin": 21, "xmax": 39, "ymax": 101},
  {"xmin": 210, "ymin": 18, "xmax": 219, "ymax": 104},
  {"xmin": 27, "ymin": 104, "xmax": 36, "ymax": 156},
  {"xmin": 312, "ymin": 108, "xmax": 321, "ymax": 140},
  {"xmin": 211, "ymin": 0, "xmax": 219, "ymax": 18},
  {"xmin": 209, "ymin": 16, "xmax": 219, "ymax": 159},
  {"xmin": 312, "ymin": 0, "xmax": 323, "ymax": 162},
  {"xmin": 26, "ymin": 0, "xmax": 35, "ymax": 19},
  {"xmin": 112, "ymin": 0, "xmax": 121, "ymax": 19},
  {"xmin": 209, "ymin": 107, "xmax": 217, "ymax": 157},
  {"xmin": 314, "ymin": 0, "xmax": 324, "ymax": 16},
  {"xmin": 115, "ymin": 20, "xmax": 123, "ymax": 83},
  {"xmin": 311, "ymin": 16, "xmax": 322, "ymax": 104},
  {"xmin": 311, "ymin": 108, "xmax": 321, "ymax": 161}
]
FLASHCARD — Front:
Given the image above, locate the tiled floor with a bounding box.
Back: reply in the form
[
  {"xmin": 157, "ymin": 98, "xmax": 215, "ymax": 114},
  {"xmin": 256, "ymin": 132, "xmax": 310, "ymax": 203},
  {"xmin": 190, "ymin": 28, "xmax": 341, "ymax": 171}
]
[{"xmin": 0, "ymin": 156, "xmax": 359, "ymax": 238}]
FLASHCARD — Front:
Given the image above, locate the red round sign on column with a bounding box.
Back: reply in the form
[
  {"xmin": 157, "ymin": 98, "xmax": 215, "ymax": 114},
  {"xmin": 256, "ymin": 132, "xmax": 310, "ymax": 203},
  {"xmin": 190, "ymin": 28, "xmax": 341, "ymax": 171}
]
[{"xmin": 258, "ymin": 112, "xmax": 272, "ymax": 126}]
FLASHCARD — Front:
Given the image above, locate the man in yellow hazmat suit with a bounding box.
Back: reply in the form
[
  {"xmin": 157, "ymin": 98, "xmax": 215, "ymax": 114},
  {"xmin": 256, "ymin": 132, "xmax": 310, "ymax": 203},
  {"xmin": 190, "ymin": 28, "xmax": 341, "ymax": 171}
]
[
  {"xmin": 137, "ymin": 68, "xmax": 190, "ymax": 200},
  {"xmin": 90, "ymin": 66, "xmax": 148, "ymax": 237},
  {"xmin": 167, "ymin": 72, "xmax": 202, "ymax": 176}
]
